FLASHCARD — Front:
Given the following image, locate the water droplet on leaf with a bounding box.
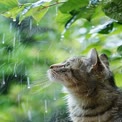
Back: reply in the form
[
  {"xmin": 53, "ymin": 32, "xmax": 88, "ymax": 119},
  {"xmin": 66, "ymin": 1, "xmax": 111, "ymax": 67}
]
[
  {"xmin": 2, "ymin": 34, "xmax": 5, "ymax": 44},
  {"xmin": 27, "ymin": 77, "xmax": 31, "ymax": 89},
  {"xmin": 13, "ymin": 18, "xmax": 16, "ymax": 22},
  {"xmin": 44, "ymin": 100, "xmax": 48, "ymax": 113}
]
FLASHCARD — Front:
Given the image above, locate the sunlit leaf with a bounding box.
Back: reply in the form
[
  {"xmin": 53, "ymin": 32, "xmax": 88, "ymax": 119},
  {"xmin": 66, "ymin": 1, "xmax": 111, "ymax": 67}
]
[
  {"xmin": 56, "ymin": 11, "xmax": 72, "ymax": 30},
  {"xmin": 115, "ymin": 73, "xmax": 122, "ymax": 87},
  {"xmin": 32, "ymin": 6, "xmax": 49, "ymax": 23},
  {"xmin": 19, "ymin": 1, "xmax": 50, "ymax": 23},
  {"xmin": 3, "ymin": 6, "xmax": 24, "ymax": 21},
  {"xmin": 101, "ymin": 49, "xmax": 112, "ymax": 57},
  {"xmin": 0, "ymin": 0, "xmax": 18, "ymax": 13}
]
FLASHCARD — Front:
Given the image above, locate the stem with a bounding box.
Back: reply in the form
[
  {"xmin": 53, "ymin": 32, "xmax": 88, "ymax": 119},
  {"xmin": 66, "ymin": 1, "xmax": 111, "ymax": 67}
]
[
  {"xmin": 21, "ymin": 1, "xmax": 65, "ymax": 15},
  {"xmin": 41, "ymin": 1, "xmax": 65, "ymax": 10}
]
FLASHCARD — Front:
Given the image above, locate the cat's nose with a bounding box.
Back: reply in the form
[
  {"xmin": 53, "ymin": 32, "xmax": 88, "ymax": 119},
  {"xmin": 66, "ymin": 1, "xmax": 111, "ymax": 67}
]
[{"xmin": 50, "ymin": 65, "xmax": 55, "ymax": 69}]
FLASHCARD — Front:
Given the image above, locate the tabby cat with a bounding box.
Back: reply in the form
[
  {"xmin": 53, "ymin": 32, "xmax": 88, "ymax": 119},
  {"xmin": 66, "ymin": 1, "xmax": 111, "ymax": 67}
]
[{"xmin": 47, "ymin": 48, "xmax": 122, "ymax": 122}]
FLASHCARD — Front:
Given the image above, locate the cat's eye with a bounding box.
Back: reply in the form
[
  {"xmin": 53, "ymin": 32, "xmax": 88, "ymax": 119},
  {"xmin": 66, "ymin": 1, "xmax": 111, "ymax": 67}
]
[{"xmin": 65, "ymin": 62, "xmax": 70, "ymax": 67}]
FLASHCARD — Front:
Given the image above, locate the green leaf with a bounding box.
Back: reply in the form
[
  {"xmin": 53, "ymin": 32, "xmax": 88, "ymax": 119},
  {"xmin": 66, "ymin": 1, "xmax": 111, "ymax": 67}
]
[
  {"xmin": 19, "ymin": 2, "xmax": 50, "ymax": 23},
  {"xmin": 3, "ymin": 6, "xmax": 24, "ymax": 21},
  {"xmin": 32, "ymin": 6, "xmax": 49, "ymax": 23},
  {"xmin": 101, "ymin": 49, "xmax": 112, "ymax": 57},
  {"xmin": 115, "ymin": 73, "xmax": 122, "ymax": 87},
  {"xmin": 58, "ymin": 0, "xmax": 96, "ymax": 30},
  {"xmin": 59, "ymin": 0, "xmax": 89, "ymax": 14},
  {"xmin": 117, "ymin": 45, "xmax": 122, "ymax": 56},
  {"xmin": 76, "ymin": 7, "xmax": 95, "ymax": 21},
  {"xmin": 103, "ymin": 0, "xmax": 122, "ymax": 23},
  {"xmin": 57, "ymin": 6, "xmax": 95, "ymax": 31},
  {"xmin": 56, "ymin": 11, "xmax": 72, "ymax": 30},
  {"xmin": 0, "ymin": 0, "xmax": 18, "ymax": 13}
]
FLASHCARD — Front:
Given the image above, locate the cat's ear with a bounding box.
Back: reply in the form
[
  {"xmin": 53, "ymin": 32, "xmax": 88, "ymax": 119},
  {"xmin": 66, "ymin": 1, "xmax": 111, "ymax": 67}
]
[
  {"xmin": 100, "ymin": 54, "xmax": 109, "ymax": 67},
  {"xmin": 88, "ymin": 48, "xmax": 101, "ymax": 66}
]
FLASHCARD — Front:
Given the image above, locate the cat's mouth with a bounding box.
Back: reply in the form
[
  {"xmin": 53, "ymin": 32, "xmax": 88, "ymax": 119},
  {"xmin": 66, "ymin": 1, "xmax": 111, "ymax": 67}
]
[{"xmin": 47, "ymin": 69, "xmax": 62, "ymax": 82}]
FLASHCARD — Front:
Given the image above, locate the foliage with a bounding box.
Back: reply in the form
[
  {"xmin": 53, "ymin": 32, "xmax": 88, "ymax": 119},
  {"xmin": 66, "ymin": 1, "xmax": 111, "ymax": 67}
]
[{"xmin": 0, "ymin": 0, "xmax": 122, "ymax": 122}]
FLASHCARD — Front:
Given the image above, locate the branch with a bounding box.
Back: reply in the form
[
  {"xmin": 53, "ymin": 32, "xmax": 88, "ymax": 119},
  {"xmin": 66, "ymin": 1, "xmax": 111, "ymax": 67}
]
[{"xmin": 21, "ymin": 0, "xmax": 65, "ymax": 16}]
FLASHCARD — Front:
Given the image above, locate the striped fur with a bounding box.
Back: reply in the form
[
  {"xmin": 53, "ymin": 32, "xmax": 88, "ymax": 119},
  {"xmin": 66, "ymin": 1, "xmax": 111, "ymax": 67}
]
[{"xmin": 48, "ymin": 49, "xmax": 122, "ymax": 122}]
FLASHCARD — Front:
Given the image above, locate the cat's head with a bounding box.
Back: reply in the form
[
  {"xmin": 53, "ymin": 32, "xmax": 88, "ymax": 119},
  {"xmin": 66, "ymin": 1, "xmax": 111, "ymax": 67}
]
[{"xmin": 47, "ymin": 49, "xmax": 116, "ymax": 95}]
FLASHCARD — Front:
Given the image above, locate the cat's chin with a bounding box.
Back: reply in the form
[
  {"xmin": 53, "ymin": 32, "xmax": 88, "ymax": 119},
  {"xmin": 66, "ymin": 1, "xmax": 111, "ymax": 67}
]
[{"xmin": 47, "ymin": 69, "xmax": 62, "ymax": 83}]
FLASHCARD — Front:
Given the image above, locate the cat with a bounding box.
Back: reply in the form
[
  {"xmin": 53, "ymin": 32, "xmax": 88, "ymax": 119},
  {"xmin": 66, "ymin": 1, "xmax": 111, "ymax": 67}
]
[{"xmin": 47, "ymin": 48, "xmax": 122, "ymax": 122}]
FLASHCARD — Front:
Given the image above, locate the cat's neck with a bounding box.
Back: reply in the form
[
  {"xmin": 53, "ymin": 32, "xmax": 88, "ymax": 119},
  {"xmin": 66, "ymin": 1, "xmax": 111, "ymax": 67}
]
[
  {"xmin": 66, "ymin": 85, "xmax": 119, "ymax": 121},
  {"xmin": 66, "ymin": 82, "xmax": 118, "ymax": 109}
]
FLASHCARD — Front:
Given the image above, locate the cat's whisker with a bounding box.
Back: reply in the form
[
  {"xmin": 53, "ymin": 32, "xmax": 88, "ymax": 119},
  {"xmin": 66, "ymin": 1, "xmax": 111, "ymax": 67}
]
[
  {"xmin": 28, "ymin": 75, "xmax": 47, "ymax": 79},
  {"xmin": 28, "ymin": 71, "xmax": 48, "ymax": 76},
  {"xmin": 30, "ymin": 81, "xmax": 51, "ymax": 88},
  {"xmin": 17, "ymin": 81, "xmax": 52, "ymax": 98},
  {"xmin": 30, "ymin": 83, "xmax": 52, "ymax": 95},
  {"xmin": 31, "ymin": 77, "xmax": 49, "ymax": 83},
  {"xmin": 32, "ymin": 78, "xmax": 49, "ymax": 82}
]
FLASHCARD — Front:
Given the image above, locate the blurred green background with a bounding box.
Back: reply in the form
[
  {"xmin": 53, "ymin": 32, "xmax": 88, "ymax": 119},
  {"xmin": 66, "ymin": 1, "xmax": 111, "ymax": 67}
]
[{"xmin": 0, "ymin": 0, "xmax": 122, "ymax": 122}]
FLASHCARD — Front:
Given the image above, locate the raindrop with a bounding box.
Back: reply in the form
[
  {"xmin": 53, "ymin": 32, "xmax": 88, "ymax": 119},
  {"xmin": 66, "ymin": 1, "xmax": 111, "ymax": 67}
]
[
  {"xmin": 7, "ymin": 12, "xmax": 10, "ymax": 14},
  {"xmin": 53, "ymin": 89, "xmax": 57, "ymax": 101},
  {"xmin": 92, "ymin": 26, "xmax": 95, "ymax": 28},
  {"xmin": 13, "ymin": 18, "xmax": 16, "ymax": 22},
  {"xmin": 27, "ymin": 77, "xmax": 31, "ymax": 89},
  {"xmin": 13, "ymin": 34, "xmax": 16, "ymax": 47},
  {"xmin": 79, "ymin": 28, "xmax": 87, "ymax": 34},
  {"xmin": 18, "ymin": 35, "xmax": 21, "ymax": 45},
  {"xmin": 17, "ymin": 30, "xmax": 20, "ymax": 36},
  {"xmin": 60, "ymin": 29, "xmax": 66, "ymax": 41},
  {"xmin": 60, "ymin": 16, "xmax": 76, "ymax": 41},
  {"xmin": 9, "ymin": 23, "xmax": 12, "ymax": 32},
  {"xmin": 21, "ymin": 103, "xmax": 26, "ymax": 113},
  {"xmin": 28, "ymin": 110, "xmax": 32, "ymax": 121},
  {"xmin": 15, "ymin": 74, "xmax": 17, "ymax": 78},
  {"xmin": 17, "ymin": 94, "xmax": 21, "ymax": 104},
  {"xmin": 55, "ymin": 6, "xmax": 58, "ymax": 16},
  {"xmin": 14, "ymin": 64, "xmax": 17, "ymax": 77},
  {"xmin": 29, "ymin": 19, "xmax": 32, "ymax": 30},
  {"xmin": 25, "ymin": 67, "xmax": 28, "ymax": 76},
  {"xmin": 18, "ymin": 21, "xmax": 21, "ymax": 25},
  {"xmin": 2, "ymin": 34, "xmax": 5, "ymax": 44},
  {"xmin": 44, "ymin": 99, "xmax": 48, "ymax": 113},
  {"xmin": 8, "ymin": 50, "xmax": 11, "ymax": 62},
  {"xmin": 2, "ymin": 71, "xmax": 5, "ymax": 86}
]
